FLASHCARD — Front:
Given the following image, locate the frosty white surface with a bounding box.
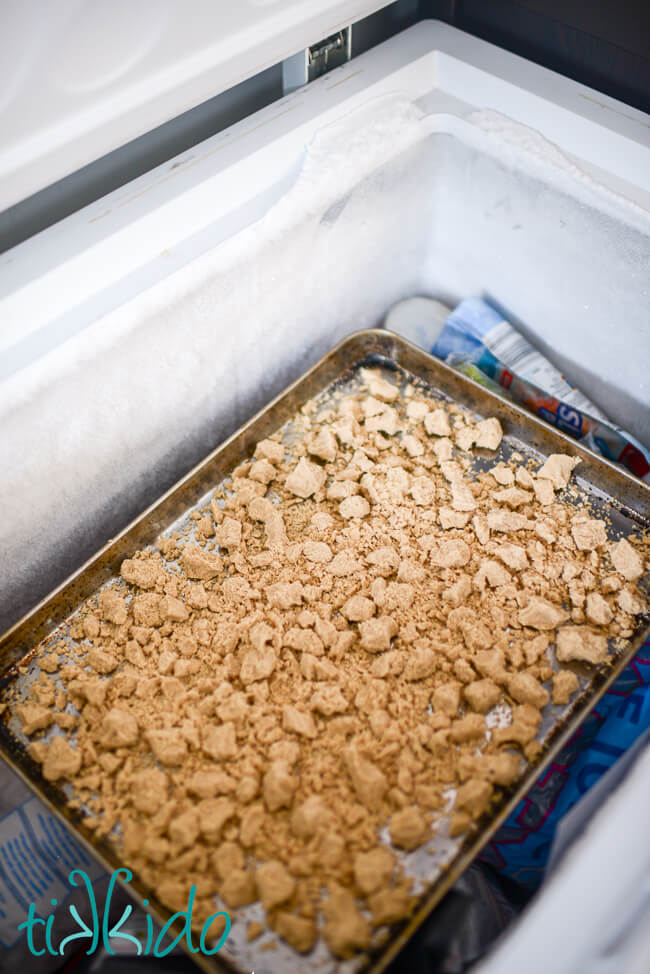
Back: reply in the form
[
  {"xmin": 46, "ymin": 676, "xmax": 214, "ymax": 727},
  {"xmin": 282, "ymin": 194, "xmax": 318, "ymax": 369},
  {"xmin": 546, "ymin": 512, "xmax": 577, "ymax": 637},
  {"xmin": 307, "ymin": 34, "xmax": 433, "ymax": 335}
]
[{"xmin": 0, "ymin": 24, "xmax": 649, "ymax": 637}]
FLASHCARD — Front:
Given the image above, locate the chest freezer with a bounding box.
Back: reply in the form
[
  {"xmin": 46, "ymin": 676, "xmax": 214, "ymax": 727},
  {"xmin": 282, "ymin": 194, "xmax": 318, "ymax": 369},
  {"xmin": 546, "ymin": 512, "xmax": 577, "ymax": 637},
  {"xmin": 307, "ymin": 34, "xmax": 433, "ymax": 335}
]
[{"xmin": 0, "ymin": 5, "xmax": 649, "ymax": 973}]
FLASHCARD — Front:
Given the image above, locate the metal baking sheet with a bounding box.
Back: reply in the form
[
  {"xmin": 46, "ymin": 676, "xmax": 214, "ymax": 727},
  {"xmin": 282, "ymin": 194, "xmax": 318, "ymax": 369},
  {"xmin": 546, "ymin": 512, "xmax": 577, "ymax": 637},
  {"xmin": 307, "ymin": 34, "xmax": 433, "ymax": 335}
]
[{"xmin": 0, "ymin": 329, "xmax": 648, "ymax": 974}]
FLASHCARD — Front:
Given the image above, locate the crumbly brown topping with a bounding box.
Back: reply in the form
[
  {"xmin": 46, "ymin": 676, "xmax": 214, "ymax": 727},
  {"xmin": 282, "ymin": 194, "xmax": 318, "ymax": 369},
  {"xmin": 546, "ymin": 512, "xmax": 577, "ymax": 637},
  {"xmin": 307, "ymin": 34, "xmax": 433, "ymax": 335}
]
[{"xmin": 12, "ymin": 366, "xmax": 648, "ymax": 963}]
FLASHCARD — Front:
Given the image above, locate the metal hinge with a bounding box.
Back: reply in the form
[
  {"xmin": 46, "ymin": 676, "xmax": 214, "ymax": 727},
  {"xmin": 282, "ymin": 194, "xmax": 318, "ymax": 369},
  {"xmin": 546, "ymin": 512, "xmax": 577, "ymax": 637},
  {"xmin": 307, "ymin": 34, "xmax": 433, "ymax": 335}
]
[{"xmin": 282, "ymin": 27, "xmax": 352, "ymax": 94}]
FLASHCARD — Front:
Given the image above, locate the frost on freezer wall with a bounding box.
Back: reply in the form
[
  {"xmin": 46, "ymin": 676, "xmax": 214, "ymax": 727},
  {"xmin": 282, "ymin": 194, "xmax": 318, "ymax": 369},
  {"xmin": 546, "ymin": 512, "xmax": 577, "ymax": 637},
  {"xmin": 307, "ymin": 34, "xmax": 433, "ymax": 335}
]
[
  {"xmin": 0, "ymin": 97, "xmax": 436, "ymax": 632},
  {"xmin": 422, "ymin": 127, "xmax": 650, "ymax": 440},
  {"xmin": 1, "ymin": 93, "xmax": 649, "ymax": 632}
]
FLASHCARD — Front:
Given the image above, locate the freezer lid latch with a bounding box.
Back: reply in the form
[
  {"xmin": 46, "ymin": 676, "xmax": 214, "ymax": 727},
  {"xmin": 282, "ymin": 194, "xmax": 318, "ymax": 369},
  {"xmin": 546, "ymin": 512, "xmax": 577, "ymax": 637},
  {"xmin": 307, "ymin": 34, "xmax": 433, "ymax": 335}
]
[{"xmin": 283, "ymin": 27, "xmax": 351, "ymax": 94}]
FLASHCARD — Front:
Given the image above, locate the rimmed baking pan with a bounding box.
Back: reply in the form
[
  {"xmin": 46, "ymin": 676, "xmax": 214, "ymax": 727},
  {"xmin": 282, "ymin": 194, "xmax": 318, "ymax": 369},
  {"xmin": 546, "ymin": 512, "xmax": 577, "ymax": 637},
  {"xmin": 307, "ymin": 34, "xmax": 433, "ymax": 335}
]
[{"xmin": 0, "ymin": 329, "xmax": 647, "ymax": 974}]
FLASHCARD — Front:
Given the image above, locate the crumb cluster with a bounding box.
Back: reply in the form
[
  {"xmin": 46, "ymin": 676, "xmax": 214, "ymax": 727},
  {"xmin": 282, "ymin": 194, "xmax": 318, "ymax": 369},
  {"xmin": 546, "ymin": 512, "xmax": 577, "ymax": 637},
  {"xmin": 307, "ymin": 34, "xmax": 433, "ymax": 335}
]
[{"xmin": 13, "ymin": 367, "xmax": 648, "ymax": 962}]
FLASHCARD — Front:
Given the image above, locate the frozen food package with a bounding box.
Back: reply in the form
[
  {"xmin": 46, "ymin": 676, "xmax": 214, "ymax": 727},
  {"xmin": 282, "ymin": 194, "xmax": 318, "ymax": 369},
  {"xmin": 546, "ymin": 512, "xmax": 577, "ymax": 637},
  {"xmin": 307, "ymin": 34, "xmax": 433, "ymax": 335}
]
[{"xmin": 385, "ymin": 296, "xmax": 650, "ymax": 482}]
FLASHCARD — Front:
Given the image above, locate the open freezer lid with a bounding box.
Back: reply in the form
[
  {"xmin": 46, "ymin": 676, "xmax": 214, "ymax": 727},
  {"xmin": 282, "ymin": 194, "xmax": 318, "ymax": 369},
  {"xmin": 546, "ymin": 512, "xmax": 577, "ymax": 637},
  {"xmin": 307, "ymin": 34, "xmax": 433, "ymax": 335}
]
[{"xmin": 0, "ymin": 0, "xmax": 387, "ymax": 213}]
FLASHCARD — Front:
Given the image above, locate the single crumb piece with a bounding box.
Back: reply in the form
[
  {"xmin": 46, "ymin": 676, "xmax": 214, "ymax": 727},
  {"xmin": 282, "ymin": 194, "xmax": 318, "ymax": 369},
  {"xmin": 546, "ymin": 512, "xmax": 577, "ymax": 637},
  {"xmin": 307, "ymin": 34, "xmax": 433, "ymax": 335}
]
[
  {"xmin": 571, "ymin": 518, "xmax": 607, "ymax": 552},
  {"xmin": 533, "ymin": 479, "xmax": 555, "ymax": 506},
  {"xmin": 367, "ymin": 546, "xmax": 400, "ymax": 576},
  {"xmin": 283, "ymin": 705, "xmax": 317, "ymax": 739},
  {"xmin": 440, "ymin": 507, "xmax": 471, "ymax": 530},
  {"xmin": 439, "ymin": 460, "xmax": 464, "ymax": 483},
  {"xmin": 449, "ymin": 811, "xmax": 473, "ymax": 837},
  {"xmin": 455, "ymin": 779, "xmax": 493, "ymax": 817},
  {"xmin": 365, "ymin": 407, "xmax": 400, "ymax": 436},
  {"xmin": 618, "ymin": 587, "xmax": 644, "ymax": 615},
  {"xmin": 368, "ymin": 885, "xmax": 413, "ymax": 926},
  {"xmin": 256, "ymin": 860, "xmax": 295, "ymax": 911},
  {"xmin": 508, "ymin": 672, "xmax": 549, "ymax": 709},
  {"xmin": 519, "ymin": 598, "xmax": 568, "ymax": 631},
  {"xmin": 345, "ymin": 747, "xmax": 388, "ymax": 810},
  {"xmin": 311, "ymin": 685, "xmax": 348, "ymax": 716},
  {"xmin": 475, "ymin": 417, "xmax": 503, "ymax": 450},
  {"xmin": 254, "ymin": 438, "xmax": 285, "ymax": 464},
  {"xmin": 353, "ymin": 846, "xmax": 395, "ymax": 895},
  {"xmin": 308, "ymin": 429, "xmax": 338, "ymax": 462},
  {"xmin": 492, "ymin": 487, "xmax": 531, "ymax": 509},
  {"xmin": 474, "ymin": 648, "xmax": 507, "ymax": 683},
  {"xmin": 311, "ymin": 511, "xmax": 334, "ymax": 531},
  {"xmin": 339, "ymin": 495, "xmax": 371, "ymax": 519},
  {"xmin": 169, "ymin": 809, "xmax": 200, "ymax": 849},
  {"xmin": 515, "ymin": 467, "xmax": 534, "ymax": 489},
  {"xmin": 263, "ymin": 761, "xmax": 297, "ymax": 812},
  {"xmin": 473, "ymin": 514, "xmax": 490, "ymax": 545},
  {"xmin": 197, "ymin": 798, "xmax": 236, "ymax": 841},
  {"xmin": 220, "ymin": 869, "xmax": 257, "ymax": 909},
  {"xmin": 552, "ymin": 670, "xmax": 580, "ymax": 705},
  {"xmin": 323, "ymin": 887, "xmax": 372, "ymax": 958},
  {"xmin": 493, "ymin": 704, "xmax": 541, "ymax": 749},
  {"xmin": 403, "ymin": 646, "xmax": 435, "ymax": 681},
  {"xmin": 494, "ymin": 543, "xmax": 528, "ymax": 572},
  {"xmin": 432, "ymin": 682, "xmax": 461, "ymax": 717},
  {"xmin": 451, "ymin": 482, "xmax": 476, "ymax": 512},
  {"xmin": 406, "ymin": 401, "xmax": 429, "ymax": 420},
  {"xmin": 329, "ymin": 551, "xmax": 358, "ymax": 577},
  {"xmin": 216, "ymin": 517, "xmax": 242, "ymax": 549},
  {"xmin": 17, "ymin": 703, "xmax": 53, "ymax": 736},
  {"xmin": 100, "ymin": 708, "xmax": 139, "ymax": 749},
  {"xmin": 240, "ymin": 639, "xmax": 276, "ymax": 685},
  {"xmin": 609, "ymin": 538, "xmax": 643, "ymax": 581},
  {"xmin": 359, "ymin": 616, "xmax": 398, "ymax": 653},
  {"xmin": 536, "ymin": 454, "xmax": 580, "ymax": 489},
  {"xmin": 442, "ymin": 575, "xmax": 472, "ymax": 606},
  {"xmin": 455, "ymin": 425, "xmax": 477, "ymax": 452},
  {"xmin": 274, "ymin": 913, "xmax": 317, "ymax": 954},
  {"xmin": 181, "ymin": 545, "xmax": 222, "ymax": 581},
  {"xmin": 99, "ymin": 590, "xmax": 127, "ymax": 625},
  {"xmin": 585, "ymin": 592, "xmax": 613, "ymax": 626},
  {"xmin": 132, "ymin": 768, "xmax": 168, "ymax": 813},
  {"xmin": 556, "ymin": 626, "xmax": 609, "ymax": 665},
  {"xmin": 286, "ymin": 458, "xmax": 326, "ymax": 498},
  {"xmin": 389, "ymin": 806, "xmax": 428, "ymax": 851},
  {"xmin": 362, "ymin": 370, "xmax": 399, "ymax": 403},
  {"xmin": 411, "ymin": 476, "xmax": 436, "ymax": 507},
  {"xmin": 291, "ymin": 795, "xmax": 331, "ymax": 839},
  {"xmin": 433, "ymin": 437, "xmax": 454, "ymax": 461},
  {"xmin": 402, "ymin": 434, "xmax": 425, "ymax": 457},
  {"xmin": 342, "ymin": 595, "xmax": 375, "ymax": 622},
  {"xmin": 424, "ymin": 408, "xmax": 451, "ymax": 437},
  {"xmin": 483, "ymin": 752, "xmax": 521, "ymax": 787},
  {"xmin": 490, "ymin": 464, "xmax": 515, "ymax": 486},
  {"xmin": 487, "ymin": 511, "xmax": 531, "ymax": 533},
  {"xmin": 146, "ymin": 728, "xmax": 187, "ymax": 766},
  {"xmin": 120, "ymin": 558, "xmax": 158, "ymax": 589},
  {"xmin": 88, "ymin": 648, "xmax": 119, "ymax": 674},
  {"xmin": 450, "ymin": 714, "xmax": 486, "ymax": 743},
  {"xmin": 42, "ymin": 737, "xmax": 82, "ymax": 781},
  {"xmin": 463, "ymin": 679, "xmax": 501, "ymax": 714},
  {"xmin": 303, "ymin": 540, "xmax": 333, "ymax": 564},
  {"xmin": 475, "ymin": 558, "xmax": 510, "ymax": 589},
  {"xmin": 431, "ymin": 539, "xmax": 470, "ymax": 568}
]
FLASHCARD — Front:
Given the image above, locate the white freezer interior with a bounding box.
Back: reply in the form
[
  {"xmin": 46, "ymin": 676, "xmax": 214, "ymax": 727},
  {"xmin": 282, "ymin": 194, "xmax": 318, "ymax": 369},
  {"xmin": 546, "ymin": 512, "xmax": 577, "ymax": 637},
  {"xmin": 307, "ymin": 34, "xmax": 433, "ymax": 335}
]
[
  {"xmin": 1, "ymin": 23, "xmax": 649, "ymax": 636},
  {"xmin": 0, "ymin": 24, "xmax": 649, "ymax": 969}
]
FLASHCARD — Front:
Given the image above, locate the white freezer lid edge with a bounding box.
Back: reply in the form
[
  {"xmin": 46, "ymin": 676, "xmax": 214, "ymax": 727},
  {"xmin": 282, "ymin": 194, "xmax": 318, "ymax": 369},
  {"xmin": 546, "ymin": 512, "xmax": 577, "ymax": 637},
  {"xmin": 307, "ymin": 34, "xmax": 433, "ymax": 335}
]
[
  {"xmin": 0, "ymin": 0, "xmax": 390, "ymax": 213},
  {"xmin": 2, "ymin": 17, "xmax": 650, "ymax": 356}
]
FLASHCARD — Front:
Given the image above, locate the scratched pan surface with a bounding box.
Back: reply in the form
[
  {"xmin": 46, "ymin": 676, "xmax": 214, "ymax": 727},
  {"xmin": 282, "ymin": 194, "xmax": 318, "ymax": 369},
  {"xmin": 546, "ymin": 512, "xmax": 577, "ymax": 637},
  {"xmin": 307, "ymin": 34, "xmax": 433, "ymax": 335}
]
[{"xmin": 0, "ymin": 329, "xmax": 648, "ymax": 974}]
